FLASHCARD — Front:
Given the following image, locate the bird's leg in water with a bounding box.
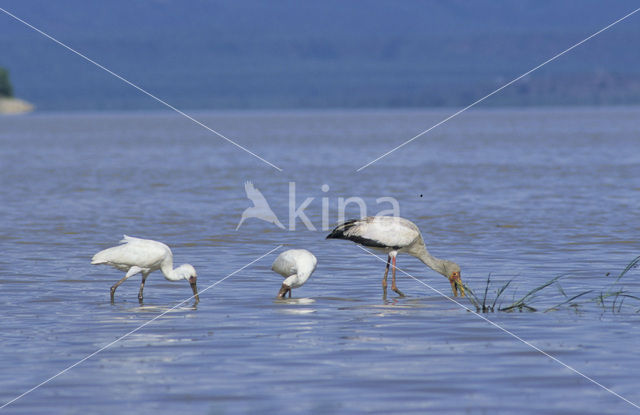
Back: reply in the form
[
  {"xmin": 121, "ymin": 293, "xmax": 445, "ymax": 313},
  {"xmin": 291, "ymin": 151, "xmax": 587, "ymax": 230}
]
[
  {"xmin": 382, "ymin": 255, "xmax": 390, "ymax": 294},
  {"xmin": 110, "ymin": 267, "xmax": 141, "ymax": 303},
  {"xmin": 289, "ymin": 289, "xmax": 292, "ymax": 298},
  {"xmin": 138, "ymin": 272, "xmax": 149, "ymax": 302},
  {"xmin": 391, "ymin": 256, "xmax": 405, "ymax": 297},
  {"xmin": 111, "ymin": 275, "xmax": 130, "ymax": 303}
]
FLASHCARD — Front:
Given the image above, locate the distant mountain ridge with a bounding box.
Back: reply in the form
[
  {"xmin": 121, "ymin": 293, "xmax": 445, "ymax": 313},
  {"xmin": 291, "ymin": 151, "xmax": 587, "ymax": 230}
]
[{"xmin": 1, "ymin": 0, "xmax": 639, "ymax": 110}]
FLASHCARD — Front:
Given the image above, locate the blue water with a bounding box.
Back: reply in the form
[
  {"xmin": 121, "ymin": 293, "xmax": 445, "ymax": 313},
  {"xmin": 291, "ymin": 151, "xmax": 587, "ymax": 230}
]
[{"xmin": 1, "ymin": 107, "xmax": 639, "ymax": 414}]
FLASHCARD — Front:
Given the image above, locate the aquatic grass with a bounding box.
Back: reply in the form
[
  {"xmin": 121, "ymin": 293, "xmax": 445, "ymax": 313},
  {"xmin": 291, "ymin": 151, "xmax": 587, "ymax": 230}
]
[
  {"xmin": 459, "ymin": 274, "xmax": 493, "ymax": 312},
  {"xmin": 605, "ymin": 292, "xmax": 640, "ymax": 313},
  {"xmin": 491, "ymin": 278, "xmax": 513, "ymax": 310},
  {"xmin": 595, "ymin": 290, "xmax": 624, "ymax": 308},
  {"xmin": 554, "ymin": 280, "xmax": 567, "ymax": 298},
  {"xmin": 461, "ymin": 282, "xmax": 481, "ymax": 310},
  {"xmin": 481, "ymin": 274, "xmax": 491, "ymax": 312},
  {"xmin": 590, "ymin": 256, "xmax": 640, "ymax": 313},
  {"xmin": 463, "ymin": 276, "xmax": 524, "ymax": 313},
  {"xmin": 544, "ymin": 290, "xmax": 593, "ymax": 313},
  {"xmin": 500, "ymin": 275, "xmax": 567, "ymax": 312},
  {"xmin": 615, "ymin": 255, "xmax": 640, "ymax": 282},
  {"xmin": 464, "ymin": 274, "xmax": 587, "ymax": 313},
  {"xmin": 463, "ymin": 255, "xmax": 640, "ymax": 313}
]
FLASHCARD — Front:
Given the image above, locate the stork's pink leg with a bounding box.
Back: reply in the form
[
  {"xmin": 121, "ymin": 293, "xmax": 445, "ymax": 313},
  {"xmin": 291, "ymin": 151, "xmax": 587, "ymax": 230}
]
[
  {"xmin": 391, "ymin": 256, "xmax": 405, "ymax": 297},
  {"xmin": 382, "ymin": 255, "xmax": 390, "ymax": 290}
]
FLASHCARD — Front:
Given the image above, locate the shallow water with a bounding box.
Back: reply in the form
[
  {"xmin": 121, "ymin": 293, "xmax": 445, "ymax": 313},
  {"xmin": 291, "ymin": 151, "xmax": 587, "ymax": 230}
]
[{"xmin": 1, "ymin": 107, "xmax": 639, "ymax": 414}]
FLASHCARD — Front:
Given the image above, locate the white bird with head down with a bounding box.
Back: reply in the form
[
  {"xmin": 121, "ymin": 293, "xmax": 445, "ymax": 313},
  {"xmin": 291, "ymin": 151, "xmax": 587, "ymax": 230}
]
[
  {"xmin": 327, "ymin": 216, "xmax": 464, "ymax": 297},
  {"xmin": 91, "ymin": 235, "xmax": 199, "ymax": 303},
  {"xmin": 271, "ymin": 249, "xmax": 317, "ymax": 298}
]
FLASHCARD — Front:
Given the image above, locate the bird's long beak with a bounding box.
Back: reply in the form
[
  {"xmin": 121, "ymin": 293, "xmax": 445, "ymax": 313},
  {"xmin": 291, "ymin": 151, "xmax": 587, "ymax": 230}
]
[
  {"xmin": 449, "ymin": 272, "xmax": 465, "ymax": 298},
  {"xmin": 277, "ymin": 283, "xmax": 290, "ymax": 299},
  {"xmin": 190, "ymin": 279, "xmax": 199, "ymax": 304}
]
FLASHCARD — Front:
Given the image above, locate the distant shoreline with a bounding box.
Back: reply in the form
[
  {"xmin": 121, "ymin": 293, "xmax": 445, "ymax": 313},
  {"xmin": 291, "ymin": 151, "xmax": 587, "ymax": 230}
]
[
  {"xmin": 0, "ymin": 97, "xmax": 34, "ymax": 114},
  {"xmin": 9, "ymin": 103, "xmax": 640, "ymax": 116}
]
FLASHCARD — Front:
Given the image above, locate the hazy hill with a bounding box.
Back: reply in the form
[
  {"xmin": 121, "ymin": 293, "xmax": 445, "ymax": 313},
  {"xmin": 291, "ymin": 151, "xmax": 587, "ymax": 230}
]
[
  {"xmin": 0, "ymin": 66, "xmax": 34, "ymax": 113},
  {"xmin": 1, "ymin": 0, "xmax": 639, "ymax": 110},
  {"xmin": 0, "ymin": 67, "xmax": 13, "ymax": 97}
]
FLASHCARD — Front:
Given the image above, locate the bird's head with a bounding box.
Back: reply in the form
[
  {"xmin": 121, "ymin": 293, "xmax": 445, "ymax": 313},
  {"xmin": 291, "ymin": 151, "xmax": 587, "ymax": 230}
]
[
  {"xmin": 177, "ymin": 264, "xmax": 199, "ymax": 304},
  {"xmin": 443, "ymin": 261, "xmax": 464, "ymax": 298},
  {"xmin": 277, "ymin": 275, "xmax": 297, "ymax": 299},
  {"xmin": 277, "ymin": 283, "xmax": 291, "ymax": 299}
]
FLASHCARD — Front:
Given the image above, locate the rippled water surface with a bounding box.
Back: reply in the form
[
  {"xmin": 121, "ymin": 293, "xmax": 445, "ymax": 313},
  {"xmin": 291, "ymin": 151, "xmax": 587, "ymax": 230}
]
[{"xmin": 1, "ymin": 108, "xmax": 639, "ymax": 414}]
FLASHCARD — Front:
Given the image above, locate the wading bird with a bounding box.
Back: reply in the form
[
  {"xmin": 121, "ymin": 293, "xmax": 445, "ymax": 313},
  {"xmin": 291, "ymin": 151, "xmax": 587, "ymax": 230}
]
[
  {"xmin": 271, "ymin": 249, "xmax": 317, "ymax": 298},
  {"xmin": 91, "ymin": 235, "xmax": 199, "ymax": 303},
  {"xmin": 326, "ymin": 216, "xmax": 463, "ymax": 297}
]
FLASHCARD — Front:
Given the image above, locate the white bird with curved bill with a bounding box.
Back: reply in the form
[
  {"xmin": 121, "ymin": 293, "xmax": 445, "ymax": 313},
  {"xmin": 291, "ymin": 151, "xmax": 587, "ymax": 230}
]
[
  {"xmin": 271, "ymin": 249, "xmax": 317, "ymax": 298},
  {"xmin": 326, "ymin": 216, "xmax": 464, "ymax": 297},
  {"xmin": 91, "ymin": 235, "xmax": 199, "ymax": 303}
]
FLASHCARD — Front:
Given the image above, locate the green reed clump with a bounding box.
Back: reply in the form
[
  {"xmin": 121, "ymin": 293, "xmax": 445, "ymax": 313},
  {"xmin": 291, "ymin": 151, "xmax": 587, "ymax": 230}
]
[
  {"xmin": 616, "ymin": 255, "xmax": 640, "ymax": 282},
  {"xmin": 592, "ymin": 255, "xmax": 640, "ymax": 313},
  {"xmin": 544, "ymin": 290, "xmax": 593, "ymax": 312},
  {"xmin": 501, "ymin": 275, "xmax": 590, "ymax": 312},
  {"xmin": 462, "ymin": 255, "xmax": 640, "ymax": 314},
  {"xmin": 463, "ymin": 275, "xmax": 513, "ymax": 312}
]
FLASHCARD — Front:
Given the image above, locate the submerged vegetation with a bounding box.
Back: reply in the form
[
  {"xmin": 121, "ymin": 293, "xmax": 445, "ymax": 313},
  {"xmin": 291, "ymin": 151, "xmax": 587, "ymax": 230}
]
[{"xmin": 462, "ymin": 256, "xmax": 640, "ymax": 314}]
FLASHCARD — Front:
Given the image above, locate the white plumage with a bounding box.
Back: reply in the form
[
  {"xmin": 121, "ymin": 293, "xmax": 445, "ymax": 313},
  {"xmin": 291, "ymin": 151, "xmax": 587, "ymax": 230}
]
[
  {"xmin": 91, "ymin": 235, "xmax": 199, "ymax": 303},
  {"xmin": 271, "ymin": 249, "xmax": 318, "ymax": 298},
  {"xmin": 327, "ymin": 216, "xmax": 464, "ymax": 297}
]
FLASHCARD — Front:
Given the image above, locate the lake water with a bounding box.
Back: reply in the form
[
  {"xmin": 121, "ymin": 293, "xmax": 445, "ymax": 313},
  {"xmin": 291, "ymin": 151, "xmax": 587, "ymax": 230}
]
[{"xmin": 0, "ymin": 107, "xmax": 639, "ymax": 414}]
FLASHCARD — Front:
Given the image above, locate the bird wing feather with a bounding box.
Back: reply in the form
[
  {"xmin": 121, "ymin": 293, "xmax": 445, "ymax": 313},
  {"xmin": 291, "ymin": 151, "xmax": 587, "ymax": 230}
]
[
  {"xmin": 92, "ymin": 237, "xmax": 170, "ymax": 270},
  {"xmin": 327, "ymin": 216, "xmax": 419, "ymax": 249},
  {"xmin": 271, "ymin": 251, "xmax": 297, "ymax": 278},
  {"xmin": 271, "ymin": 249, "xmax": 317, "ymax": 278},
  {"xmin": 120, "ymin": 234, "xmax": 143, "ymax": 244}
]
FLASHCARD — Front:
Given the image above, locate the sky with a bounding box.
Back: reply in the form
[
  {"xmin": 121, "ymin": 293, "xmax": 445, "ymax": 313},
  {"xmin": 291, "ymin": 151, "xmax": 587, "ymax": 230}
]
[{"xmin": 1, "ymin": 0, "xmax": 640, "ymax": 111}]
